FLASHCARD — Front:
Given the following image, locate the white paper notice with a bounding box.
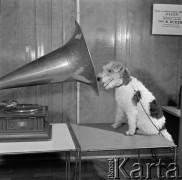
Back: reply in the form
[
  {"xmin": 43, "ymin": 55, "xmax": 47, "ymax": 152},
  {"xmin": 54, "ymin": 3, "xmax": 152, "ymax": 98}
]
[{"xmin": 152, "ymin": 4, "xmax": 182, "ymax": 35}]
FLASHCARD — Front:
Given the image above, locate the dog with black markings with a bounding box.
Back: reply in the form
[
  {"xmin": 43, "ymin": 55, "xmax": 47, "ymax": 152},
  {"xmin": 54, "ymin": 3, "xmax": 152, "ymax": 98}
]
[{"xmin": 97, "ymin": 61, "xmax": 173, "ymax": 142}]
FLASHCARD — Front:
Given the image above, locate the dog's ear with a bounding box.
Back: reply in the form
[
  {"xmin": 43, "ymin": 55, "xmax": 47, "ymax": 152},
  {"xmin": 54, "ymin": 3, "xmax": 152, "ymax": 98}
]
[
  {"xmin": 113, "ymin": 62, "xmax": 124, "ymax": 72},
  {"xmin": 122, "ymin": 68, "xmax": 131, "ymax": 85}
]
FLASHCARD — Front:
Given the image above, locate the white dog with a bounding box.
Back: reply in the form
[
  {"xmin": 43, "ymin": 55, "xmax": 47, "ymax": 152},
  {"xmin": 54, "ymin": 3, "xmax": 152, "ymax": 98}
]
[{"xmin": 97, "ymin": 61, "xmax": 173, "ymax": 142}]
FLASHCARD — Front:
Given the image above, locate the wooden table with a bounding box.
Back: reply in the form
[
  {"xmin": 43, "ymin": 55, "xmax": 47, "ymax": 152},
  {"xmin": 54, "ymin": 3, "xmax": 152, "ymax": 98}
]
[
  {"xmin": 69, "ymin": 123, "xmax": 176, "ymax": 180},
  {"xmin": 0, "ymin": 123, "xmax": 78, "ymax": 180},
  {"xmin": 161, "ymin": 106, "xmax": 180, "ymax": 117}
]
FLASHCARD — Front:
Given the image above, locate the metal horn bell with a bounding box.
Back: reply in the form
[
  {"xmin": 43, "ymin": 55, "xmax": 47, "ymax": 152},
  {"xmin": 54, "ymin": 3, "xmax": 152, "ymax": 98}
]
[{"xmin": 0, "ymin": 21, "xmax": 98, "ymax": 94}]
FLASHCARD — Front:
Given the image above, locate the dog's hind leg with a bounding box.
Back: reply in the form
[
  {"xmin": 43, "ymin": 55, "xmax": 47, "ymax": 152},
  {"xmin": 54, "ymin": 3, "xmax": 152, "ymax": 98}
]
[
  {"xmin": 126, "ymin": 110, "xmax": 138, "ymax": 136},
  {"xmin": 112, "ymin": 105, "xmax": 125, "ymax": 128}
]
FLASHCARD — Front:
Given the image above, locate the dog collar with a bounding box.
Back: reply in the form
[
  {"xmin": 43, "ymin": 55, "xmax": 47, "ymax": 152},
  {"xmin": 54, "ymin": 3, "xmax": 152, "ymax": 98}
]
[{"xmin": 115, "ymin": 83, "xmax": 124, "ymax": 88}]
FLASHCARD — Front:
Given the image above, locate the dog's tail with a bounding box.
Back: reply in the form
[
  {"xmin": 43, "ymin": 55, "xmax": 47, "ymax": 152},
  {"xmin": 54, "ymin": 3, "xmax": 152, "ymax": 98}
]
[{"xmin": 160, "ymin": 129, "xmax": 173, "ymax": 142}]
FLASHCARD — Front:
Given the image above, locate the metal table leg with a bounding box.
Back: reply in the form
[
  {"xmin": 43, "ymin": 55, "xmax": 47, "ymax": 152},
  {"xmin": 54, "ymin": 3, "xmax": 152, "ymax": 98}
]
[
  {"xmin": 72, "ymin": 150, "xmax": 79, "ymax": 180},
  {"xmin": 68, "ymin": 152, "xmax": 71, "ymax": 180},
  {"xmin": 65, "ymin": 151, "xmax": 71, "ymax": 180},
  {"xmin": 66, "ymin": 152, "xmax": 68, "ymax": 180},
  {"xmin": 74, "ymin": 151, "xmax": 77, "ymax": 180},
  {"xmin": 137, "ymin": 149, "xmax": 141, "ymax": 164},
  {"xmin": 78, "ymin": 150, "xmax": 81, "ymax": 180}
]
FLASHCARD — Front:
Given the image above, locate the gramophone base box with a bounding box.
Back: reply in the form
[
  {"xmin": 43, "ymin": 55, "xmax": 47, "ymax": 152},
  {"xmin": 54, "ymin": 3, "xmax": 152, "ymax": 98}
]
[{"xmin": 0, "ymin": 104, "xmax": 52, "ymax": 142}]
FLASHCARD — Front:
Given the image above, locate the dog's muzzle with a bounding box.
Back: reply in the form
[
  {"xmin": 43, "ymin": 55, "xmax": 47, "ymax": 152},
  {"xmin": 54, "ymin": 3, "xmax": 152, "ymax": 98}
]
[{"xmin": 97, "ymin": 75, "xmax": 115, "ymax": 88}]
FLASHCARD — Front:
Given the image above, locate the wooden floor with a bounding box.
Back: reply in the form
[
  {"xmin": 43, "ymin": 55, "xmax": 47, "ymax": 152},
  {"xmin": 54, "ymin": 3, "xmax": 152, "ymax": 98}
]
[{"xmin": 0, "ymin": 153, "xmax": 175, "ymax": 180}]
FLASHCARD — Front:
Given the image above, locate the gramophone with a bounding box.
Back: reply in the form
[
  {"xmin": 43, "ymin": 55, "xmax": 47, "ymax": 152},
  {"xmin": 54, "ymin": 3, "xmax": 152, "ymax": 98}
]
[{"xmin": 0, "ymin": 21, "xmax": 98, "ymax": 142}]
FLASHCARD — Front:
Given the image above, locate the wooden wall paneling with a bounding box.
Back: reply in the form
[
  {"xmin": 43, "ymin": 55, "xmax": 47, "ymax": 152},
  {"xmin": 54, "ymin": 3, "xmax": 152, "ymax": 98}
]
[
  {"xmin": 139, "ymin": 0, "xmax": 156, "ymax": 94},
  {"xmin": 127, "ymin": 0, "xmax": 143, "ymax": 78},
  {"xmin": 140, "ymin": 0, "xmax": 180, "ymax": 105},
  {"xmin": 35, "ymin": 0, "xmax": 52, "ymax": 114},
  {"xmin": 0, "ymin": 0, "xmax": 21, "ymax": 102},
  {"xmin": 150, "ymin": 0, "xmax": 182, "ymax": 106},
  {"xmin": 159, "ymin": 37, "xmax": 181, "ymax": 105},
  {"xmin": 179, "ymin": 0, "xmax": 182, "ymax": 94},
  {"xmin": 139, "ymin": 0, "xmax": 166, "ymax": 105},
  {"xmin": 17, "ymin": 0, "xmax": 37, "ymax": 104},
  {"xmin": 151, "ymin": 1, "xmax": 180, "ymax": 105},
  {"xmin": 51, "ymin": 0, "xmax": 64, "ymax": 123},
  {"xmin": 154, "ymin": 0, "xmax": 182, "ymax": 102},
  {"xmin": 80, "ymin": 0, "xmax": 116, "ymax": 123},
  {"xmin": 179, "ymin": 33, "xmax": 182, "ymax": 180},
  {"xmin": 113, "ymin": 0, "xmax": 128, "ymax": 65},
  {"xmin": 179, "ymin": 38, "xmax": 182, "ymax": 103},
  {"xmin": 80, "ymin": 0, "xmax": 116, "ymax": 72},
  {"xmin": 177, "ymin": 32, "xmax": 182, "ymax": 106},
  {"xmin": 62, "ymin": 0, "xmax": 77, "ymax": 123},
  {"xmin": 161, "ymin": 2, "xmax": 181, "ymax": 106}
]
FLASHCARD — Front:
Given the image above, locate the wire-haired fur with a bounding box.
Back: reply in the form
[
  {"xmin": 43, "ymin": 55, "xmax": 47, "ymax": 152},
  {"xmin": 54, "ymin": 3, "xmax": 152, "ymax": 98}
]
[{"xmin": 97, "ymin": 61, "xmax": 173, "ymax": 142}]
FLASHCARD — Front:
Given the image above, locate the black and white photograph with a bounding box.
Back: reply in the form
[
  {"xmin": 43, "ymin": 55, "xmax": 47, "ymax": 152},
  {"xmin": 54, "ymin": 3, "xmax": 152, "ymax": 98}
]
[{"xmin": 0, "ymin": 0, "xmax": 181, "ymax": 179}]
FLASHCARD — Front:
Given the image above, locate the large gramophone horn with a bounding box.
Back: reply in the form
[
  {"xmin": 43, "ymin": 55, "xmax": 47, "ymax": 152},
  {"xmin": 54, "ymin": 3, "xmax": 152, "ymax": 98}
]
[{"xmin": 0, "ymin": 21, "xmax": 98, "ymax": 94}]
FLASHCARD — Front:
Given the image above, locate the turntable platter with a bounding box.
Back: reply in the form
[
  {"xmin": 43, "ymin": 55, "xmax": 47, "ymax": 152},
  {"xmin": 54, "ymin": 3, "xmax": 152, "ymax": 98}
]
[{"xmin": 4, "ymin": 104, "xmax": 44, "ymax": 114}]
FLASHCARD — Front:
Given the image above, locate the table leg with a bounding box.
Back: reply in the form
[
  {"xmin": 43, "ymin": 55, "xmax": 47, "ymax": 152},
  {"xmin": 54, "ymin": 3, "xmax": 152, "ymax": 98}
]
[
  {"xmin": 137, "ymin": 149, "xmax": 141, "ymax": 164},
  {"xmin": 66, "ymin": 152, "xmax": 68, "ymax": 180},
  {"xmin": 72, "ymin": 150, "xmax": 79, "ymax": 180},
  {"xmin": 68, "ymin": 152, "xmax": 70, "ymax": 180},
  {"xmin": 74, "ymin": 151, "xmax": 78, "ymax": 180},
  {"xmin": 65, "ymin": 151, "xmax": 71, "ymax": 180},
  {"xmin": 78, "ymin": 150, "xmax": 81, "ymax": 180}
]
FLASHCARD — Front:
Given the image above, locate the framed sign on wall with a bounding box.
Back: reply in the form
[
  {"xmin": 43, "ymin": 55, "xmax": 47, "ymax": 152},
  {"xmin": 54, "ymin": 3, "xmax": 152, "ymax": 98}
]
[{"xmin": 152, "ymin": 4, "xmax": 182, "ymax": 35}]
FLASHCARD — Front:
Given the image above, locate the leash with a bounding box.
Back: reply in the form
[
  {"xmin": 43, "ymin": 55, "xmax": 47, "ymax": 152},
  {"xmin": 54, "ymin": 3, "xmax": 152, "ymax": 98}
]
[{"xmin": 131, "ymin": 85, "xmax": 165, "ymax": 138}]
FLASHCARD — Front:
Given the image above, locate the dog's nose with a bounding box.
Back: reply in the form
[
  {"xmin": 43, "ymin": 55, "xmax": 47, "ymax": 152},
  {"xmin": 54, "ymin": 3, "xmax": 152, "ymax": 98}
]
[{"xmin": 97, "ymin": 77, "xmax": 101, "ymax": 81}]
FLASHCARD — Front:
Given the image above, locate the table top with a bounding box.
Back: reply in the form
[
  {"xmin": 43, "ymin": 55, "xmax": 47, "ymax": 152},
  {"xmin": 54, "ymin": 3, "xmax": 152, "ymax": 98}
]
[
  {"xmin": 0, "ymin": 123, "xmax": 76, "ymax": 154},
  {"xmin": 70, "ymin": 123, "xmax": 176, "ymax": 152},
  {"xmin": 161, "ymin": 106, "xmax": 180, "ymax": 118}
]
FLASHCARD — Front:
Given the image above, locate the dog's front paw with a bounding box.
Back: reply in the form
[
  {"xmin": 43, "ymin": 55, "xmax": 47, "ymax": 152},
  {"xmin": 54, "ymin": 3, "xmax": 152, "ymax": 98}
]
[
  {"xmin": 111, "ymin": 123, "xmax": 120, "ymax": 129},
  {"xmin": 126, "ymin": 130, "xmax": 135, "ymax": 136}
]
